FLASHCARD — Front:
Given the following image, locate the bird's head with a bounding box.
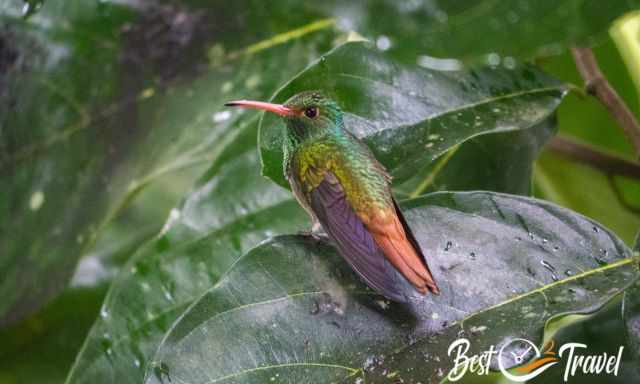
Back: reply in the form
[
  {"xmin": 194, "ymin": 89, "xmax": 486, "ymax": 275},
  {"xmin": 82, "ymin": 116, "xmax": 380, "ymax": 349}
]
[{"xmin": 225, "ymin": 91, "xmax": 343, "ymax": 141}]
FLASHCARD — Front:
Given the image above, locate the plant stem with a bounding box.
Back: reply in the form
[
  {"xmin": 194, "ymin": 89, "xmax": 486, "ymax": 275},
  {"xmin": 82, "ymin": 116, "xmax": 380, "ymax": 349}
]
[
  {"xmin": 571, "ymin": 47, "xmax": 640, "ymax": 156},
  {"xmin": 547, "ymin": 136, "xmax": 640, "ymax": 179}
]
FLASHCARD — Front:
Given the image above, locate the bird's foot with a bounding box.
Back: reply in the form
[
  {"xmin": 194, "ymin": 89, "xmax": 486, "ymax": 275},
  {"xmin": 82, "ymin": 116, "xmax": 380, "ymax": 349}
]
[{"xmin": 299, "ymin": 222, "xmax": 328, "ymax": 241}]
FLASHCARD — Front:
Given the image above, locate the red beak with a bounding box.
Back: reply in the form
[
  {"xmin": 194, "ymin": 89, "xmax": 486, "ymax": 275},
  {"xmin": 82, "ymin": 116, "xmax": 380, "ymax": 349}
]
[{"xmin": 224, "ymin": 100, "xmax": 294, "ymax": 117}]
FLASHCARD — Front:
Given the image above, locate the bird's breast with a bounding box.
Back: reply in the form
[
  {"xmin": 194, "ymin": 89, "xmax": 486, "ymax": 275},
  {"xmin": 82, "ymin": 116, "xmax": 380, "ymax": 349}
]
[{"xmin": 290, "ymin": 137, "xmax": 392, "ymax": 214}]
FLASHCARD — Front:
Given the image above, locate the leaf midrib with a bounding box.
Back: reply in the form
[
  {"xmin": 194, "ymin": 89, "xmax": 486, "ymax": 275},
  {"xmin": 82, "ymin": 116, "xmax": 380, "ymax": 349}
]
[
  {"xmin": 151, "ymin": 290, "xmax": 372, "ymax": 384},
  {"xmin": 203, "ymin": 362, "xmax": 360, "ymax": 384},
  {"xmin": 462, "ymin": 256, "xmax": 639, "ymax": 324},
  {"xmin": 337, "ymin": 72, "xmax": 565, "ymax": 137}
]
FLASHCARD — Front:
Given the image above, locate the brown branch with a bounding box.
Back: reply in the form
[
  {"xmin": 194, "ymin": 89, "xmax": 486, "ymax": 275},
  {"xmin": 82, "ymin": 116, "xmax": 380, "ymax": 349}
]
[
  {"xmin": 547, "ymin": 136, "xmax": 640, "ymax": 180},
  {"xmin": 571, "ymin": 47, "xmax": 640, "ymax": 157}
]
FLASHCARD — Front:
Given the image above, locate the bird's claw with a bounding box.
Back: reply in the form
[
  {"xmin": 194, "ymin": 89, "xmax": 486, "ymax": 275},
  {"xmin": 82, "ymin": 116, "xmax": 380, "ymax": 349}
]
[{"xmin": 299, "ymin": 222, "xmax": 328, "ymax": 241}]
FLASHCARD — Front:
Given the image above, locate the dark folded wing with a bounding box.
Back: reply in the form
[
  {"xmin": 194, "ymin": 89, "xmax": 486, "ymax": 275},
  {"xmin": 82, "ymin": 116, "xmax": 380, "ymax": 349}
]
[{"xmin": 309, "ymin": 173, "xmax": 408, "ymax": 302}]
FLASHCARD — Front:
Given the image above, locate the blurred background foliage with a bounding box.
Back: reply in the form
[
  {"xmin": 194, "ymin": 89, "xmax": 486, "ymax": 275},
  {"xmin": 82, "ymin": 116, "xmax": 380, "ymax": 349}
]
[{"xmin": 1, "ymin": 0, "xmax": 639, "ymax": 383}]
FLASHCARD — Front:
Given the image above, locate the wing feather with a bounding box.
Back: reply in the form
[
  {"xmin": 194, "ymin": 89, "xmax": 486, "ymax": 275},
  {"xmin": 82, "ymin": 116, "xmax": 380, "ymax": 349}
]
[
  {"xmin": 368, "ymin": 201, "xmax": 439, "ymax": 294},
  {"xmin": 310, "ymin": 174, "xmax": 409, "ymax": 302}
]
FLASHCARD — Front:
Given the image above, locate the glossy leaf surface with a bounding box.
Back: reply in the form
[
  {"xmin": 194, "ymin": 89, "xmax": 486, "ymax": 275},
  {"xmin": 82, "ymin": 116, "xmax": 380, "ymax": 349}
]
[
  {"xmin": 259, "ymin": 42, "xmax": 565, "ymax": 190},
  {"xmin": 147, "ymin": 192, "xmax": 638, "ymax": 384}
]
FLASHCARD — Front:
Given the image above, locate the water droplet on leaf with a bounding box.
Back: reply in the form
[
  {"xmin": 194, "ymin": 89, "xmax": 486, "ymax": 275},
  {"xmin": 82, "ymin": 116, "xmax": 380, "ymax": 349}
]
[
  {"xmin": 376, "ymin": 35, "xmax": 392, "ymax": 51},
  {"xmin": 29, "ymin": 190, "xmax": 45, "ymax": 211}
]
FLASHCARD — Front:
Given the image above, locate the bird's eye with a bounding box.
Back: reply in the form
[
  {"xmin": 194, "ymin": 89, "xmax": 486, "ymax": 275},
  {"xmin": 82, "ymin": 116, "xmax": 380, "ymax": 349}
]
[{"xmin": 304, "ymin": 106, "xmax": 318, "ymax": 119}]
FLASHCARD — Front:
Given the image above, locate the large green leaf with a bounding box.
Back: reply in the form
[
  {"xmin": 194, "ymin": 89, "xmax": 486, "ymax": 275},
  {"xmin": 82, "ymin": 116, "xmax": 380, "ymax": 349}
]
[
  {"xmin": 0, "ymin": 0, "xmax": 336, "ymax": 327},
  {"xmin": 314, "ymin": 0, "xmax": 640, "ymax": 62},
  {"xmin": 0, "ymin": 0, "xmax": 138, "ymax": 327},
  {"xmin": 61, "ymin": 18, "xmax": 341, "ymax": 381},
  {"xmin": 62, "ymin": 128, "xmax": 307, "ymax": 383},
  {"xmin": 65, "ymin": 152, "xmax": 305, "ymax": 384},
  {"xmin": 145, "ymin": 192, "xmax": 638, "ymax": 384},
  {"xmin": 259, "ymin": 42, "xmax": 565, "ymax": 190}
]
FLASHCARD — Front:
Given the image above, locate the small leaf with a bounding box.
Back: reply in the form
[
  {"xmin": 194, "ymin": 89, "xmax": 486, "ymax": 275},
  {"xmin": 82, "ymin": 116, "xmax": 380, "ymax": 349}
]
[
  {"xmin": 145, "ymin": 192, "xmax": 638, "ymax": 384},
  {"xmin": 397, "ymin": 116, "xmax": 556, "ymax": 198}
]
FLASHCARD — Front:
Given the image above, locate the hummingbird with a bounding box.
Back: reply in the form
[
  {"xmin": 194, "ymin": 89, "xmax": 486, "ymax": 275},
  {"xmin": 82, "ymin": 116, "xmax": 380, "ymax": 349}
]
[{"xmin": 225, "ymin": 91, "xmax": 439, "ymax": 302}]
